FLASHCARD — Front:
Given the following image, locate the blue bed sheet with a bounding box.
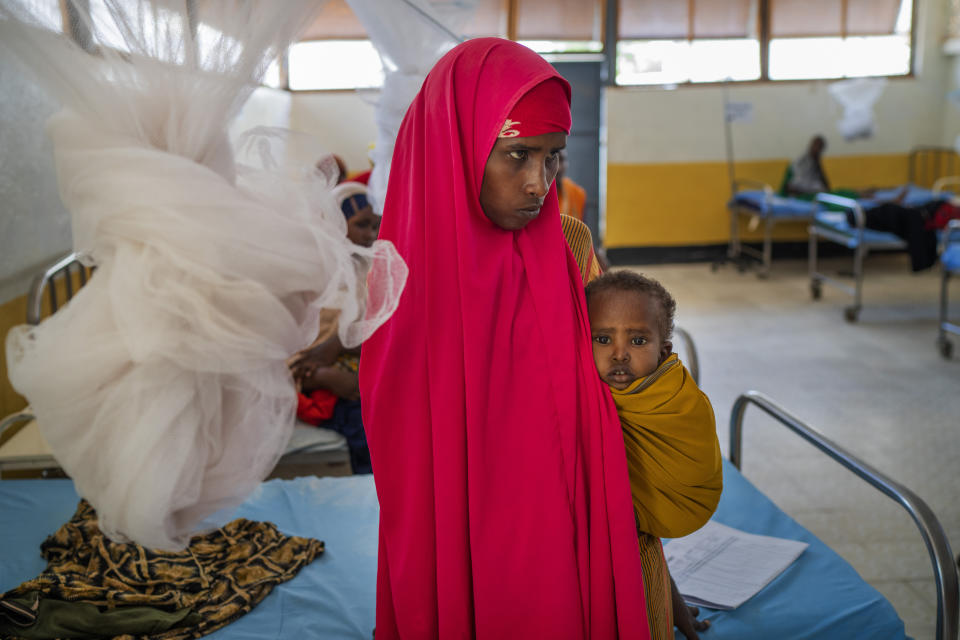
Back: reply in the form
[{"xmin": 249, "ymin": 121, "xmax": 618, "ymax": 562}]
[
  {"xmin": 0, "ymin": 459, "xmax": 908, "ymax": 639},
  {"xmin": 943, "ymin": 244, "xmax": 960, "ymax": 272},
  {"xmin": 730, "ymin": 191, "xmax": 817, "ymax": 218}
]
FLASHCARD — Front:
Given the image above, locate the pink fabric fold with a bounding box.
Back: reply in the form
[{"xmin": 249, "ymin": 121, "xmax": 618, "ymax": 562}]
[{"xmin": 360, "ymin": 37, "xmax": 650, "ymax": 639}]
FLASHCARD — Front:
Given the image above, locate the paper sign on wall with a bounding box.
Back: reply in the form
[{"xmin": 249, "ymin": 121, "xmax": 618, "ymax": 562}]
[{"xmin": 724, "ymin": 101, "xmax": 754, "ymax": 124}]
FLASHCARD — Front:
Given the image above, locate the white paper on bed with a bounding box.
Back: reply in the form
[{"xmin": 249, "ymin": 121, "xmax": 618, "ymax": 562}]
[
  {"xmin": 664, "ymin": 520, "xmax": 809, "ymax": 610},
  {"xmin": 0, "ymin": 0, "xmax": 407, "ymax": 550}
]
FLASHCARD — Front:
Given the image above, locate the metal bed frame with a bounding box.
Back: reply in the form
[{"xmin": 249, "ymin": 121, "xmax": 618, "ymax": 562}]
[
  {"xmin": 26, "ymin": 252, "xmax": 91, "ymax": 326},
  {"xmin": 729, "ymin": 390, "xmax": 959, "ymax": 640},
  {"xmin": 938, "ymin": 219, "xmax": 960, "ymax": 359},
  {"xmin": 719, "ymin": 178, "xmax": 816, "ymax": 279},
  {"xmin": 810, "ymin": 180, "xmax": 958, "ymax": 322},
  {"xmin": 808, "ymin": 192, "xmax": 906, "ymax": 322}
]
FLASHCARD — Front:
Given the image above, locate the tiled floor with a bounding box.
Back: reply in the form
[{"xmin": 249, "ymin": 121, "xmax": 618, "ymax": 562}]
[{"xmin": 618, "ymin": 253, "xmax": 960, "ymax": 640}]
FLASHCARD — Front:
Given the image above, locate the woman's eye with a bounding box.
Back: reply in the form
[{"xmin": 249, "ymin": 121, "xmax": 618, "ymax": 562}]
[
  {"xmin": 593, "ymin": 335, "xmax": 609, "ymax": 345},
  {"xmin": 631, "ymin": 337, "xmax": 647, "ymax": 346},
  {"xmin": 508, "ymin": 150, "xmax": 527, "ymax": 161}
]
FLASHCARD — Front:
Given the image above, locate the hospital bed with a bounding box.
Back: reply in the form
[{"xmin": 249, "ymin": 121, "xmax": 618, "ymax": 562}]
[
  {"xmin": 938, "ymin": 219, "xmax": 960, "ymax": 358},
  {"xmin": 809, "ymin": 183, "xmax": 953, "ymax": 322},
  {"xmin": 0, "ymin": 252, "xmax": 353, "ymax": 479},
  {"xmin": 720, "ymin": 178, "xmax": 818, "ymax": 278},
  {"xmin": 2, "ymin": 391, "xmax": 956, "ymax": 639}
]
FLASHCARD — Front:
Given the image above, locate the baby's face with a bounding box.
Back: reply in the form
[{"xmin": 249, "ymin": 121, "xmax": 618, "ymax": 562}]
[{"xmin": 587, "ymin": 290, "xmax": 671, "ymax": 390}]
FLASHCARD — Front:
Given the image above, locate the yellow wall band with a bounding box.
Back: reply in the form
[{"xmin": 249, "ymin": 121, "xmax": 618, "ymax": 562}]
[{"xmin": 605, "ymin": 153, "xmax": 910, "ymax": 248}]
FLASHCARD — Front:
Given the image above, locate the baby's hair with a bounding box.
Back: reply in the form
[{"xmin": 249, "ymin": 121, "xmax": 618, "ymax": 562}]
[{"xmin": 585, "ymin": 270, "xmax": 676, "ymax": 340}]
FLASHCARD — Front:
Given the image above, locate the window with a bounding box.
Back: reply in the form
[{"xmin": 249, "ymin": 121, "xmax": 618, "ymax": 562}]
[
  {"xmin": 286, "ymin": 0, "xmax": 605, "ymax": 91},
  {"xmin": 617, "ymin": 0, "xmax": 759, "ymax": 85},
  {"xmin": 767, "ymin": 0, "xmax": 912, "ymax": 80},
  {"xmin": 616, "ymin": 0, "xmax": 913, "ymax": 86}
]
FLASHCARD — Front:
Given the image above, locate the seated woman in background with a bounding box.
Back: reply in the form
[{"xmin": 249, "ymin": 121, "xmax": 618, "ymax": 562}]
[{"xmin": 288, "ymin": 182, "xmax": 381, "ymax": 474}]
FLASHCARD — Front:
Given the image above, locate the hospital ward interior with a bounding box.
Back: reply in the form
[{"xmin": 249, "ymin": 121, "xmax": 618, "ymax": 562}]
[{"xmin": 2, "ymin": 0, "xmax": 960, "ymax": 639}]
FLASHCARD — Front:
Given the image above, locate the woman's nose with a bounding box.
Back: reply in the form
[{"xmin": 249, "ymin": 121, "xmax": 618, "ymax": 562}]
[{"xmin": 524, "ymin": 163, "xmax": 549, "ymax": 198}]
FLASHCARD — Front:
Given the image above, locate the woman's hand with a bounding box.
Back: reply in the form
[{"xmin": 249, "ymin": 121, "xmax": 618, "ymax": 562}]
[
  {"xmin": 290, "ymin": 335, "xmax": 344, "ymax": 383},
  {"xmin": 301, "ymin": 366, "xmax": 360, "ymax": 401}
]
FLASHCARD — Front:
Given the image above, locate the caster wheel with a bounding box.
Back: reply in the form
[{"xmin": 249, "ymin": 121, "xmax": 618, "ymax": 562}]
[
  {"xmin": 711, "ymin": 262, "xmax": 719, "ymax": 273},
  {"xmin": 757, "ymin": 271, "xmax": 769, "ymax": 280},
  {"xmin": 939, "ymin": 339, "xmax": 953, "ymax": 359},
  {"xmin": 810, "ymin": 282, "xmax": 822, "ymax": 300},
  {"xmin": 844, "ymin": 307, "xmax": 859, "ymax": 323}
]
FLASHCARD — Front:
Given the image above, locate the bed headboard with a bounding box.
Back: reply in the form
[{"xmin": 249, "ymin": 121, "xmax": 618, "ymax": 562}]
[{"xmin": 909, "ymin": 146, "xmax": 960, "ymax": 188}]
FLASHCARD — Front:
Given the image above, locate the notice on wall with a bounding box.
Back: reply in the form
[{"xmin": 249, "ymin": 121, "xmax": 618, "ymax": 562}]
[{"xmin": 724, "ymin": 101, "xmax": 754, "ymax": 124}]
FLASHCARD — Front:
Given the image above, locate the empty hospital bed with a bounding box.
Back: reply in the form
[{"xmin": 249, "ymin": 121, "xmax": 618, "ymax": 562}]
[{"xmin": 2, "ymin": 391, "xmax": 956, "ymax": 639}]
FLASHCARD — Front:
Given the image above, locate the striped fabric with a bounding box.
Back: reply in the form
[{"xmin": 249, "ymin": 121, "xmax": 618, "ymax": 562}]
[
  {"xmin": 560, "ymin": 214, "xmax": 602, "ymax": 284},
  {"xmin": 638, "ymin": 532, "xmax": 674, "ymax": 640}
]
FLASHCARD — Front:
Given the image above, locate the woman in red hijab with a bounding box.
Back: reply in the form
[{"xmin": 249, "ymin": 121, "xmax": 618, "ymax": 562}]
[{"xmin": 360, "ymin": 38, "xmax": 650, "ymax": 639}]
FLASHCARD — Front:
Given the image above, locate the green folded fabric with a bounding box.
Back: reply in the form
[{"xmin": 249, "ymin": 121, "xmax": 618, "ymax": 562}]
[{"xmin": 0, "ymin": 591, "xmax": 200, "ymax": 639}]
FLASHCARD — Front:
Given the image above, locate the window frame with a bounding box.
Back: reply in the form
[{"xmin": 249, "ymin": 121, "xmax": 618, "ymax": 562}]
[{"xmin": 611, "ymin": 0, "xmax": 917, "ymax": 88}]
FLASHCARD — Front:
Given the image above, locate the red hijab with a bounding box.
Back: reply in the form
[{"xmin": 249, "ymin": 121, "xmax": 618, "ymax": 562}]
[{"xmin": 360, "ymin": 38, "xmax": 649, "ymax": 639}]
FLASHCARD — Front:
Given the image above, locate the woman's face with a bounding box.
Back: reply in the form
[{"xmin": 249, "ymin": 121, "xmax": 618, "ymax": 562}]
[
  {"xmin": 346, "ymin": 206, "xmax": 381, "ymax": 248},
  {"xmin": 479, "ymin": 131, "xmax": 567, "ymax": 231}
]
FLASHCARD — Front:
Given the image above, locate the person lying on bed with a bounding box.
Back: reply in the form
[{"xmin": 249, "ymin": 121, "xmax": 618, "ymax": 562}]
[
  {"xmin": 785, "ymin": 135, "xmax": 939, "ymax": 271},
  {"xmin": 586, "ymin": 270, "xmax": 723, "ymax": 640},
  {"xmin": 288, "ymin": 182, "xmax": 381, "ymax": 474}
]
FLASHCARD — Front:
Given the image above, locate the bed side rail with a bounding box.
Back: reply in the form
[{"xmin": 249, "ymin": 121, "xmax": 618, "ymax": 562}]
[
  {"xmin": 911, "ymin": 147, "xmax": 960, "ymax": 189},
  {"xmin": 729, "ymin": 390, "xmax": 958, "ymax": 640},
  {"xmin": 26, "ymin": 252, "xmax": 90, "ymax": 326},
  {"xmin": 934, "ymin": 176, "xmax": 960, "ymax": 197}
]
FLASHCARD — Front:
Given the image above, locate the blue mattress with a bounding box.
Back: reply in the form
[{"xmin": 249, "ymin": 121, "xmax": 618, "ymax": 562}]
[
  {"xmin": 0, "ymin": 459, "xmax": 907, "ymax": 639},
  {"xmin": 943, "ymin": 244, "xmax": 960, "ymax": 272},
  {"xmin": 730, "ymin": 191, "xmax": 817, "ymax": 218}
]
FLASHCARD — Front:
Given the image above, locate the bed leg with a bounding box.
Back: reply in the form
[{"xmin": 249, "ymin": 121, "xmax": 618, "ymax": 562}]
[{"xmin": 939, "ymin": 270, "xmax": 953, "ymax": 358}]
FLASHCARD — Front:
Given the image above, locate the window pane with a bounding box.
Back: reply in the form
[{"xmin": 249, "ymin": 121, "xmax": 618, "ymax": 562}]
[
  {"xmin": 770, "ymin": 0, "xmax": 841, "ymax": 38},
  {"xmin": 516, "ymin": 0, "xmax": 601, "ymax": 41},
  {"xmin": 688, "ymin": 39, "xmax": 760, "ymax": 82},
  {"xmin": 768, "ymin": 37, "xmax": 845, "ymax": 80},
  {"xmin": 769, "ymin": 35, "xmax": 910, "ymax": 80},
  {"xmin": 450, "ymin": 0, "xmax": 505, "ymax": 38},
  {"xmin": 616, "ymin": 40, "xmax": 689, "ymax": 85},
  {"xmin": 617, "ymin": 39, "xmax": 759, "ymax": 85},
  {"xmin": 288, "ymin": 40, "xmax": 383, "ymax": 90},
  {"xmin": 619, "ymin": 0, "xmax": 689, "ymax": 40},
  {"xmin": 842, "ymin": 35, "xmax": 910, "ymax": 77},
  {"xmin": 300, "ymin": 0, "xmax": 366, "ymax": 40},
  {"xmin": 846, "ymin": 0, "xmax": 902, "ymax": 36},
  {"xmin": 692, "ymin": 0, "xmax": 753, "ymax": 39},
  {"xmin": 518, "ymin": 40, "xmax": 603, "ymax": 54}
]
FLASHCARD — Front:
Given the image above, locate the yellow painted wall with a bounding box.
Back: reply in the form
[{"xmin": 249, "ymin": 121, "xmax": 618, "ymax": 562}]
[
  {"xmin": 605, "ymin": 153, "xmax": 910, "ymax": 248},
  {"xmin": 0, "ymin": 294, "xmax": 29, "ymax": 419}
]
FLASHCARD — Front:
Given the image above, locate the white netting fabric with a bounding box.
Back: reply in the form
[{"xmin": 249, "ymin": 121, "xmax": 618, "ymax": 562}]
[{"xmin": 1, "ymin": 0, "xmax": 407, "ymax": 550}]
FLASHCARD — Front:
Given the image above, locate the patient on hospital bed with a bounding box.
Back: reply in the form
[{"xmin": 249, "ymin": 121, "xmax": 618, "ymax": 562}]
[
  {"xmin": 787, "ymin": 135, "xmax": 942, "ymax": 271},
  {"xmin": 585, "ymin": 271, "xmax": 723, "ymax": 640},
  {"xmin": 289, "ymin": 182, "xmax": 382, "ymax": 474}
]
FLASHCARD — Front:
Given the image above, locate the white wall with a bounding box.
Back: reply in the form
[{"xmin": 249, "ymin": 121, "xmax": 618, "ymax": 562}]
[
  {"xmin": 606, "ymin": 0, "xmax": 951, "ymax": 165},
  {"xmin": 0, "ymin": 53, "xmax": 72, "ymax": 304},
  {"xmin": 288, "ymin": 91, "xmax": 379, "ymax": 175}
]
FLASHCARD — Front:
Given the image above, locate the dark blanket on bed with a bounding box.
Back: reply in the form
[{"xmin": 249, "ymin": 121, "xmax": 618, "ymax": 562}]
[{"xmin": 0, "ymin": 500, "xmax": 324, "ymax": 640}]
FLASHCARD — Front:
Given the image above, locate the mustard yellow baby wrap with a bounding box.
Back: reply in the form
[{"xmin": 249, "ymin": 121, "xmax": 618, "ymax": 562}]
[{"xmin": 609, "ymin": 353, "xmax": 723, "ymax": 539}]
